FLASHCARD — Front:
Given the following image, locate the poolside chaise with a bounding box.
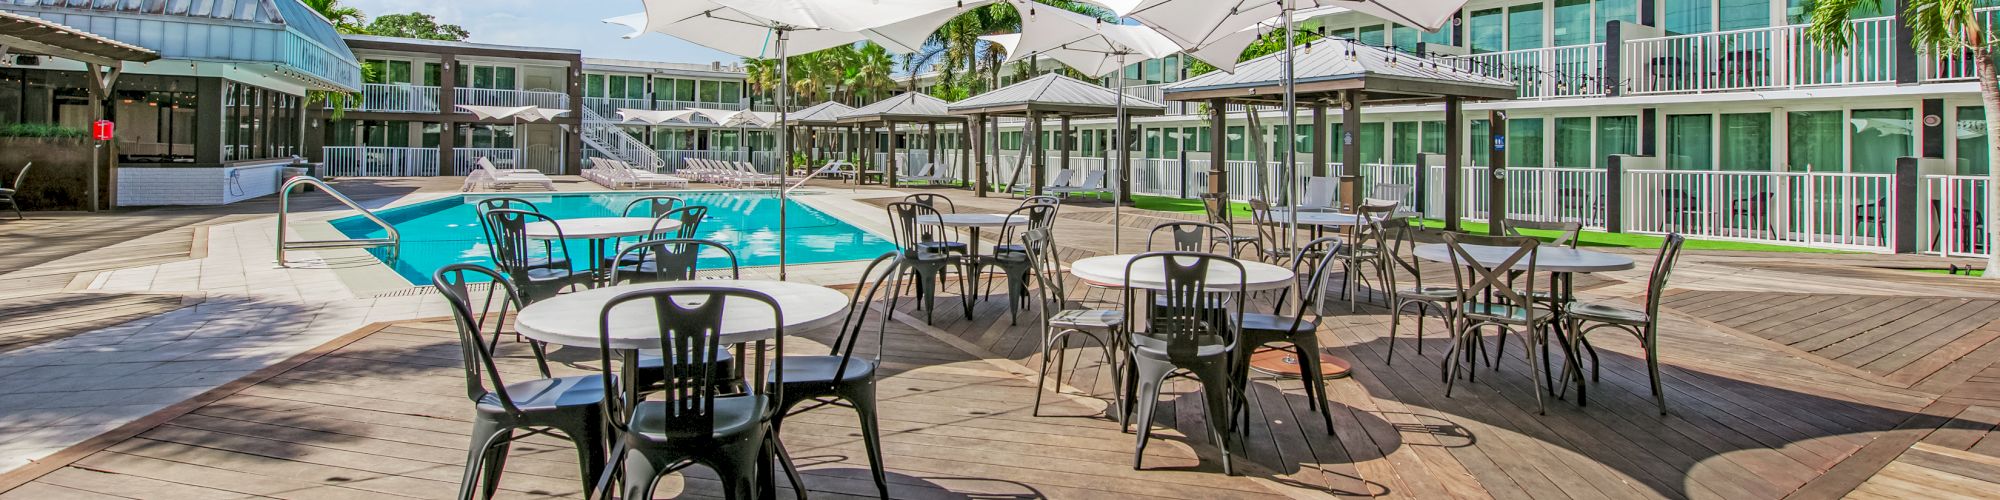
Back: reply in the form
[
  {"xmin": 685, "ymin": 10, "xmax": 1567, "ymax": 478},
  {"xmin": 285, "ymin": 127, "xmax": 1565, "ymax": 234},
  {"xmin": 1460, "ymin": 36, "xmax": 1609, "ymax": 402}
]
[
  {"xmin": 1046, "ymin": 170, "xmax": 1107, "ymax": 199},
  {"xmin": 466, "ymin": 157, "xmax": 554, "ymax": 191}
]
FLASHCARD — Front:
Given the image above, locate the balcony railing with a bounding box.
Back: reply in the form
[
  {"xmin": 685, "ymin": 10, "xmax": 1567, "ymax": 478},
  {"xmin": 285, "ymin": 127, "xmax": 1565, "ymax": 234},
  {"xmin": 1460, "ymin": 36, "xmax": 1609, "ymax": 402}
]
[
  {"xmin": 321, "ymin": 146, "xmax": 440, "ymax": 177},
  {"xmin": 1920, "ymin": 175, "xmax": 1989, "ymax": 257},
  {"xmin": 1435, "ymin": 44, "xmax": 1607, "ymax": 99},
  {"xmin": 454, "ymin": 88, "xmax": 569, "ymax": 111},
  {"xmin": 1922, "ymin": 7, "xmax": 2000, "ymax": 82},
  {"xmin": 585, "ymin": 97, "xmax": 654, "ymax": 119},
  {"xmin": 347, "ymin": 84, "xmax": 442, "ymax": 113},
  {"xmin": 658, "ymin": 100, "xmax": 746, "ymax": 111},
  {"xmin": 1623, "ymin": 16, "xmax": 1896, "ymax": 95},
  {"xmin": 452, "ymin": 148, "xmax": 521, "ymax": 175}
]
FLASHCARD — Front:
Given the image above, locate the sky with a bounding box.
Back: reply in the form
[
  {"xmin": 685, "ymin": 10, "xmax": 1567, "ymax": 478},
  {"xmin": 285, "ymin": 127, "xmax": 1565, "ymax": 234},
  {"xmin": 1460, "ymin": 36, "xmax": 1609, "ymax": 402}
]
[{"xmin": 341, "ymin": 0, "xmax": 742, "ymax": 64}]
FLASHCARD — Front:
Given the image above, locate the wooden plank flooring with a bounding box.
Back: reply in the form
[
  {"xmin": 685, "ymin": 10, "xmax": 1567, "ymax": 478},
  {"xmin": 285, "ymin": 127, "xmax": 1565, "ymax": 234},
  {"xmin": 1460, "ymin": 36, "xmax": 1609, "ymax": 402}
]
[{"xmin": 1660, "ymin": 291, "xmax": 2000, "ymax": 388}]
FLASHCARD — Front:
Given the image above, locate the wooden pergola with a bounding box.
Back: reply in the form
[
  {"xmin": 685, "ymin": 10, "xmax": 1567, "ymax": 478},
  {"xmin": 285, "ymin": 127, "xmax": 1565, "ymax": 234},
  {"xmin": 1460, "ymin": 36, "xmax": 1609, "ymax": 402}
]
[
  {"xmin": 0, "ymin": 10, "xmax": 160, "ymax": 210},
  {"xmin": 784, "ymin": 101, "xmax": 855, "ymax": 167},
  {"xmin": 948, "ymin": 73, "xmax": 1165, "ymax": 198},
  {"xmin": 1162, "ymin": 38, "xmax": 1514, "ymax": 227},
  {"xmin": 836, "ymin": 93, "xmax": 967, "ymax": 188}
]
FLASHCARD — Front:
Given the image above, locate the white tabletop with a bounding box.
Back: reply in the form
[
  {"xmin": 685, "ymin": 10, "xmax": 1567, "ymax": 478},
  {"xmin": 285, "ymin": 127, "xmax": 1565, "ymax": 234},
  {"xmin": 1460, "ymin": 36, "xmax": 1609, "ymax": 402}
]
[
  {"xmin": 1265, "ymin": 210, "xmax": 1364, "ymax": 227},
  {"xmin": 1413, "ymin": 243, "xmax": 1635, "ymax": 273},
  {"xmin": 525, "ymin": 217, "xmax": 678, "ymax": 240},
  {"xmin": 919, "ymin": 213, "xmax": 1029, "ymax": 228},
  {"xmin": 515, "ymin": 280, "xmax": 848, "ymax": 350},
  {"xmin": 1070, "ymin": 253, "xmax": 1296, "ymax": 292}
]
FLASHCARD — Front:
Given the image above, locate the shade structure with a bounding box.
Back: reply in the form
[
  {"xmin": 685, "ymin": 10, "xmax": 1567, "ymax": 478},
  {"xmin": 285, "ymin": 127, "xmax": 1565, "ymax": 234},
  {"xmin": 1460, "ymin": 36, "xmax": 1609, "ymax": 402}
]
[
  {"xmin": 1161, "ymin": 38, "xmax": 1515, "ymax": 103},
  {"xmin": 1094, "ymin": 1, "xmax": 1462, "ymax": 49},
  {"xmin": 458, "ymin": 105, "xmax": 569, "ymax": 121},
  {"xmin": 618, "ymin": 108, "xmax": 696, "ymax": 125},
  {"xmin": 0, "ymin": 10, "xmax": 158, "ymax": 67},
  {"xmin": 838, "ymin": 93, "xmax": 966, "ymax": 189},
  {"xmin": 785, "ymin": 101, "xmax": 856, "ymax": 126},
  {"xmin": 947, "ymin": 73, "xmax": 1165, "ymax": 117}
]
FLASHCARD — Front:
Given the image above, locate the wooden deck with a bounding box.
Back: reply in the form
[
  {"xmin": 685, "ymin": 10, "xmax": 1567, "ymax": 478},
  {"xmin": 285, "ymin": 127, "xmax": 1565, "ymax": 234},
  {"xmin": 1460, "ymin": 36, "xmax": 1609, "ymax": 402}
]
[{"xmin": 4, "ymin": 182, "xmax": 2000, "ymax": 498}]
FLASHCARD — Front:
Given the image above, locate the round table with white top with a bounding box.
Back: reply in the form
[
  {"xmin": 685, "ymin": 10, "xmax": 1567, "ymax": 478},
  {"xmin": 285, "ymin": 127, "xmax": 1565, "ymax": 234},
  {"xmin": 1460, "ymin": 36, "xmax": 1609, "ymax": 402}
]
[
  {"xmin": 1264, "ymin": 209, "xmax": 1365, "ymax": 228},
  {"xmin": 1411, "ymin": 243, "xmax": 1635, "ymax": 274},
  {"xmin": 515, "ymin": 279, "xmax": 848, "ymax": 350},
  {"xmin": 1070, "ymin": 253, "xmax": 1351, "ymax": 379},
  {"xmin": 524, "ymin": 216, "xmax": 680, "ymax": 278},
  {"xmin": 918, "ymin": 213, "xmax": 1030, "ymax": 258}
]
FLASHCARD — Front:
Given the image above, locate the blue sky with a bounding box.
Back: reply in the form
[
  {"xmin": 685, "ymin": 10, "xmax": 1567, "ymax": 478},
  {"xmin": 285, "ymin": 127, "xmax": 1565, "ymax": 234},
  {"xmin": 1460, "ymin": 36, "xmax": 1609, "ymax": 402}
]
[{"xmin": 342, "ymin": 0, "xmax": 742, "ymax": 64}]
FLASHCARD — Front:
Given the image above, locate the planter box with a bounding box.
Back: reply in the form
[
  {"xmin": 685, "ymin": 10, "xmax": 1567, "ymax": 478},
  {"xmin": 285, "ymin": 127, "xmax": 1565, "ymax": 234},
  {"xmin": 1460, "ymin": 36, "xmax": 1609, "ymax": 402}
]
[{"xmin": 0, "ymin": 137, "xmax": 98, "ymax": 211}]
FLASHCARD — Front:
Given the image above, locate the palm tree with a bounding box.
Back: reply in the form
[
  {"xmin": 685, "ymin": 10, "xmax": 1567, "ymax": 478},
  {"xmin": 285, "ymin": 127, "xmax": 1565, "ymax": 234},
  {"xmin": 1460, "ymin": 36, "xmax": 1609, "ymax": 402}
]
[
  {"xmin": 1806, "ymin": 0, "xmax": 1998, "ymax": 275},
  {"xmin": 301, "ymin": 0, "xmax": 367, "ymax": 34},
  {"xmin": 849, "ymin": 43, "xmax": 898, "ymax": 104}
]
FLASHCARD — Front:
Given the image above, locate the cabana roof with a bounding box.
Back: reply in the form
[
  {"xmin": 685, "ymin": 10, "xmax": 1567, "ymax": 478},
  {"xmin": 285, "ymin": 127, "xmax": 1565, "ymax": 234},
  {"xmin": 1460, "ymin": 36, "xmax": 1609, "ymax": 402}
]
[
  {"xmin": 837, "ymin": 92, "xmax": 964, "ymax": 124},
  {"xmin": 0, "ymin": 10, "xmax": 158, "ymax": 66},
  {"xmin": 1162, "ymin": 38, "xmax": 1516, "ymax": 104},
  {"xmin": 947, "ymin": 73, "xmax": 1166, "ymax": 118},
  {"xmin": 786, "ymin": 101, "xmax": 855, "ymax": 126}
]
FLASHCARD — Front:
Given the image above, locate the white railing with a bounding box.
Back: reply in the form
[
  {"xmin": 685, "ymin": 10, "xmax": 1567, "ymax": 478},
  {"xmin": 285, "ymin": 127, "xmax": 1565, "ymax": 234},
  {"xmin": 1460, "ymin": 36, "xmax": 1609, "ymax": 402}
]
[
  {"xmin": 1121, "ymin": 84, "xmax": 1191, "ymax": 115},
  {"xmin": 347, "ymin": 84, "xmax": 441, "ymax": 113},
  {"xmin": 454, "ymin": 88, "xmax": 570, "ymax": 110},
  {"xmin": 1922, "ymin": 7, "xmax": 2000, "ymax": 82},
  {"xmin": 321, "ymin": 146, "xmax": 440, "ymax": 177},
  {"xmin": 1624, "ymin": 16, "xmax": 1896, "ymax": 95},
  {"xmin": 453, "ymin": 148, "xmax": 520, "ymax": 175},
  {"xmin": 585, "ymin": 97, "xmax": 654, "ymax": 119},
  {"xmin": 1453, "ymin": 167, "xmax": 1610, "ymax": 228},
  {"xmin": 1624, "ymin": 169, "xmax": 1895, "ymax": 250},
  {"xmin": 657, "ymin": 100, "xmax": 746, "ymax": 111},
  {"xmin": 578, "ymin": 106, "xmax": 668, "ymax": 171},
  {"xmin": 1435, "ymin": 44, "xmax": 1607, "ymax": 99},
  {"xmin": 1920, "ymin": 175, "xmax": 1990, "ymax": 257}
]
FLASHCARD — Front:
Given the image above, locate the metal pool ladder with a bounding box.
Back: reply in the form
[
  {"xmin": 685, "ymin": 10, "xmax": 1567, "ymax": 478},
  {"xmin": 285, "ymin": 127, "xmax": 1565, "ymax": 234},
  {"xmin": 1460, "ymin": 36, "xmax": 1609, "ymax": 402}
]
[{"xmin": 275, "ymin": 176, "xmax": 399, "ymax": 267}]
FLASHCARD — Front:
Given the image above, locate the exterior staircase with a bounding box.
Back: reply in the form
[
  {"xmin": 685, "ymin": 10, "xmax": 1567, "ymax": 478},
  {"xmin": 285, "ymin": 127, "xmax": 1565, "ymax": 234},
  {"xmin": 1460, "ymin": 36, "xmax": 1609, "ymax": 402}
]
[{"xmin": 580, "ymin": 106, "xmax": 669, "ymax": 172}]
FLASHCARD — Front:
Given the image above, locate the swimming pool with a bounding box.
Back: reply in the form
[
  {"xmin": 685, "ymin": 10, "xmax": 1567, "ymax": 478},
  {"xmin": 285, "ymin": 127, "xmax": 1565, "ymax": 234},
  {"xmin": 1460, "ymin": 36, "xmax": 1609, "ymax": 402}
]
[{"xmin": 331, "ymin": 191, "xmax": 897, "ymax": 285}]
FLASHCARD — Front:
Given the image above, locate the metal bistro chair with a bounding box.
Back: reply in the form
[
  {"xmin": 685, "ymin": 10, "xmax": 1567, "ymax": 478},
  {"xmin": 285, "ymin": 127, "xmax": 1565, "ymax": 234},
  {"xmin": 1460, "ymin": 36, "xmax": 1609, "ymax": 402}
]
[
  {"xmin": 597, "ymin": 287, "xmax": 788, "ymax": 500},
  {"xmin": 1247, "ymin": 198, "xmax": 1300, "ymax": 264},
  {"xmin": 1565, "ymin": 233, "xmax": 1686, "ymax": 414},
  {"xmin": 482, "ymin": 209, "xmax": 592, "ymax": 303},
  {"xmin": 1236, "ymin": 236, "xmax": 1344, "ymax": 434},
  {"xmin": 770, "ymin": 252, "xmax": 901, "ymax": 499},
  {"xmin": 623, "ymin": 196, "xmax": 685, "ymax": 219},
  {"xmin": 435, "ymin": 264, "xmax": 605, "ymax": 500},
  {"xmin": 476, "ymin": 197, "xmax": 564, "ymax": 272},
  {"xmin": 1022, "ymin": 195, "xmax": 1062, "ymax": 208},
  {"xmin": 1382, "ymin": 217, "xmax": 1461, "ymax": 365},
  {"xmin": 1501, "ymin": 219, "xmax": 1583, "ymax": 314},
  {"xmin": 611, "ymin": 205, "xmax": 707, "ymax": 270},
  {"xmin": 1332, "ymin": 203, "xmax": 1398, "ymax": 312},
  {"xmin": 979, "ymin": 202, "xmax": 1059, "ymax": 325},
  {"xmin": 1441, "ymin": 232, "xmax": 1560, "ymax": 414},
  {"xmin": 1203, "ymin": 193, "xmax": 1261, "ymax": 258},
  {"xmin": 1, "ymin": 162, "xmax": 29, "ymax": 219},
  {"xmin": 1024, "ymin": 227, "xmax": 1125, "ymax": 420},
  {"xmin": 607, "ymin": 239, "xmax": 744, "ymax": 396},
  {"xmin": 1124, "ymin": 251, "xmax": 1246, "ymax": 475},
  {"xmin": 1148, "ymin": 221, "xmax": 1226, "ymax": 253},
  {"xmin": 886, "ymin": 201, "xmax": 975, "ymax": 323}
]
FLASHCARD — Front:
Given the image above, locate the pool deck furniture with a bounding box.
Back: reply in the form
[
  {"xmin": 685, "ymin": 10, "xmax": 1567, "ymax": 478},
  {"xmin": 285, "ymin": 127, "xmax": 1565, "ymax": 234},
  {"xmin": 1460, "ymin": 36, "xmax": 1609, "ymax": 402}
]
[
  {"xmin": 524, "ymin": 216, "xmax": 677, "ymax": 281},
  {"xmin": 468, "ymin": 157, "xmax": 555, "ymax": 191},
  {"xmin": 0, "ymin": 163, "xmax": 26, "ymax": 219}
]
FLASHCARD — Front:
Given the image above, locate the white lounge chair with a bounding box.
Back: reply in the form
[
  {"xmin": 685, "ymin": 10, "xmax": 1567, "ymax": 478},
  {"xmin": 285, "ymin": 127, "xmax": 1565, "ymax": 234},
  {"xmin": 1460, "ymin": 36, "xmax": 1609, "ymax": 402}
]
[
  {"xmin": 1013, "ymin": 169, "xmax": 1072, "ymax": 195},
  {"xmin": 730, "ymin": 161, "xmax": 781, "ymax": 188},
  {"xmin": 1302, "ymin": 176, "xmax": 1338, "ymax": 211},
  {"xmin": 470, "ymin": 157, "xmax": 553, "ymax": 191},
  {"xmin": 819, "ymin": 160, "xmax": 856, "ymax": 180},
  {"xmin": 609, "ymin": 158, "xmax": 689, "ymax": 188},
  {"xmin": 1046, "ymin": 170, "xmax": 1106, "ymax": 199}
]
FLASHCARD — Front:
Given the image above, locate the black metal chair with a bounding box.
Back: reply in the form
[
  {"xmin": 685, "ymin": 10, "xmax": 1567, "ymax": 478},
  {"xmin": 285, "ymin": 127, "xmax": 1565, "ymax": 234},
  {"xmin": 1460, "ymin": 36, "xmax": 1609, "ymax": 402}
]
[
  {"xmin": 1501, "ymin": 219, "xmax": 1583, "ymax": 249},
  {"xmin": 1, "ymin": 162, "xmax": 29, "ymax": 219},
  {"xmin": 1024, "ymin": 227, "xmax": 1124, "ymax": 420},
  {"xmin": 435, "ymin": 264, "xmax": 605, "ymax": 500},
  {"xmin": 475, "ymin": 196, "xmax": 541, "ymax": 214},
  {"xmin": 1147, "ymin": 221, "xmax": 1226, "ymax": 253},
  {"xmin": 1021, "ymin": 195, "xmax": 1062, "ymax": 208},
  {"xmin": 885, "ymin": 201, "xmax": 974, "ymax": 324},
  {"xmin": 770, "ymin": 252, "xmax": 901, "ymax": 499},
  {"xmin": 622, "ymin": 196, "xmax": 685, "ymax": 219},
  {"xmin": 611, "ymin": 205, "xmax": 709, "ymax": 270},
  {"xmin": 978, "ymin": 203, "xmax": 1059, "ymax": 325},
  {"xmin": 481, "ymin": 209, "xmax": 591, "ymax": 303},
  {"xmin": 1725, "ymin": 192, "xmax": 1776, "ymax": 239},
  {"xmin": 1382, "ymin": 217, "xmax": 1460, "ymax": 365},
  {"xmin": 1236, "ymin": 236, "xmax": 1343, "ymax": 434},
  {"xmin": 1565, "ymin": 233, "xmax": 1686, "ymax": 414},
  {"xmin": 608, "ymin": 238, "xmax": 738, "ymax": 285},
  {"xmin": 597, "ymin": 287, "xmax": 786, "ymax": 500},
  {"xmin": 1660, "ymin": 188, "xmax": 1708, "ymax": 233},
  {"xmin": 1202, "ymin": 194, "xmax": 1260, "ymax": 258},
  {"xmin": 903, "ymin": 193, "xmax": 956, "ymax": 213},
  {"xmin": 475, "ymin": 197, "xmax": 566, "ymax": 272},
  {"xmin": 1246, "ymin": 198, "xmax": 1301, "ymax": 264},
  {"xmin": 1440, "ymin": 232, "xmax": 1559, "ymax": 414},
  {"xmin": 1123, "ymin": 251, "xmax": 1245, "ymax": 475},
  {"xmin": 1333, "ymin": 203, "xmax": 1398, "ymax": 312}
]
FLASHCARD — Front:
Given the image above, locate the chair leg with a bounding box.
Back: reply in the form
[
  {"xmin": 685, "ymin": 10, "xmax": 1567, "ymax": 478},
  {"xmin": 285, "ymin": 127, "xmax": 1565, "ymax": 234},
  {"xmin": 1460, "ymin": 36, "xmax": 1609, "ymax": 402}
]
[
  {"xmin": 1130, "ymin": 359, "xmax": 1174, "ymax": 470},
  {"xmin": 1644, "ymin": 325, "xmax": 1666, "ymax": 415},
  {"xmin": 1526, "ymin": 326, "xmax": 1546, "ymax": 415},
  {"xmin": 1295, "ymin": 333, "xmax": 1334, "ymax": 434},
  {"xmin": 769, "ymin": 432, "xmax": 807, "ymax": 500},
  {"xmin": 1034, "ymin": 329, "xmax": 1057, "ymax": 417},
  {"xmin": 1192, "ymin": 362, "xmax": 1238, "ymax": 476},
  {"xmin": 556, "ymin": 413, "xmax": 606, "ymax": 497},
  {"xmin": 1387, "ymin": 302, "xmax": 1404, "ymax": 365},
  {"xmin": 841, "ymin": 382, "xmax": 891, "ymax": 499},
  {"xmin": 461, "ymin": 418, "xmax": 509, "ymax": 500},
  {"xmin": 620, "ymin": 450, "xmax": 669, "ymax": 500}
]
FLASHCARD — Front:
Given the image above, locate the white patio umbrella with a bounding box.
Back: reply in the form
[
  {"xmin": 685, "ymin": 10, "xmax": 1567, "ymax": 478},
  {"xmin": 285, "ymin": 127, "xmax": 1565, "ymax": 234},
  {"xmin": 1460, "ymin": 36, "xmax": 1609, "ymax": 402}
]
[
  {"xmin": 617, "ymin": 108, "xmax": 696, "ymax": 125},
  {"xmin": 457, "ymin": 105, "xmax": 569, "ymax": 170},
  {"xmin": 608, "ymin": 0, "xmax": 986, "ymax": 279},
  {"xmin": 980, "ymin": 0, "xmax": 1250, "ymax": 253},
  {"xmin": 1091, "ymin": 0, "xmax": 1469, "ymax": 250}
]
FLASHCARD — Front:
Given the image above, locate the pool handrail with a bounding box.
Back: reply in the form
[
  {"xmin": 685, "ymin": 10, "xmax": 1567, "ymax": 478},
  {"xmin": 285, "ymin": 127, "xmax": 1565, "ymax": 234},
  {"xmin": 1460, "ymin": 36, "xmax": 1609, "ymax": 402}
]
[{"xmin": 275, "ymin": 176, "xmax": 401, "ymax": 267}]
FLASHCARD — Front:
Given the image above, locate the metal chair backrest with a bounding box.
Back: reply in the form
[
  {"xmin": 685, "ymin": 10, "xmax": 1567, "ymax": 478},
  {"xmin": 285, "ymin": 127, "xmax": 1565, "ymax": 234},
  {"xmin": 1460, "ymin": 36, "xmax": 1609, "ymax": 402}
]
[
  {"xmin": 8, "ymin": 163, "xmax": 29, "ymax": 189},
  {"xmin": 596, "ymin": 287, "xmax": 784, "ymax": 438},
  {"xmin": 660, "ymin": 205, "xmax": 707, "ymax": 239},
  {"xmin": 1379, "ymin": 217, "xmax": 1429, "ymax": 292},
  {"xmin": 609, "ymin": 238, "xmax": 739, "ymax": 284},
  {"xmin": 434, "ymin": 264, "xmax": 541, "ymax": 419},
  {"xmin": 1248, "ymin": 198, "xmax": 1285, "ymax": 254},
  {"xmin": 475, "ymin": 197, "xmax": 540, "ymax": 214},
  {"xmin": 1201, "ymin": 193, "xmax": 1234, "ymax": 226},
  {"xmin": 1148, "ymin": 221, "xmax": 1224, "ymax": 252},
  {"xmin": 1275, "ymin": 236, "xmax": 1345, "ymax": 328},
  {"xmin": 830, "ymin": 252, "xmax": 902, "ymax": 369},
  {"xmin": 1501, "ymin": 219, "xmax": 1583, "ymax": 249},
  {"xmin": 885, "ymin": 201, "xmax": 957, "ymax": 261},
  {"xmin": 1344, "ymin": 203, "xmax": 1398, "ymax": 252},
  {"xmin": 480, "ymin": 209, "xmax": 570, "ymax": 294},
  {"xmin": 1440, "ymin": 232, "xmax": 1541, "ymax": 314},
  {"xmin": 1022, "ymin": 195, "xmax": 1061, "ymax": 209},
  {"xmin": 903, "ymin": 193, "xmax": 955, "ymax": 213},
  {"xmin": 1124, "ymin": 251, "xmax": 1246, "ymax": 364},
  {"xmin": 1370, "ymin": 183, "xmax": 1413, "ymax": 206},
  {"xmin": 996, "ymin": 203, "xmax": 1058, "ymax": 253},
  {"xmin": 1023, "ymin": 228, "xmax": 1067, "ymax": 317},
  {"xmin": 623, "ymin": 196, "xmax": 685, "ymax": 218},
  {"xmin": 1642, "ymin": 234, "xmax": 1688, "ymax": 326}
]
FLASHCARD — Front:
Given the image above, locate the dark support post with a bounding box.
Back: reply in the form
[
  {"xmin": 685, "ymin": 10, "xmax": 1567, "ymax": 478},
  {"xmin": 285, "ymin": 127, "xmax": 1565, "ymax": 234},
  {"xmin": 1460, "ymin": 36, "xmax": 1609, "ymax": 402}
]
[
  {"xmin": 439, "ymin": 54, "xmax": 458, "ymax": 174},
  {"xmin": 1606, "ymin": 155, "xmax": 1627, "ymax": 233},
  {"xmin": 973, "ymin": 114, "xmax": 988, "ymax": 196},
  {"xmin": 1923, "ymin": 99, "xmax": 1946, "ymax": 158},
  {"xmin": 1414, "ymin": 152, "xmax": 1435, "ymax": 215},
  {"xmin": 1179, "ymin": 149, "xmax": 1190, "ymax": 198},
  {"xmin": 886, "ymin": 121, "xmax": 899, "ymax": 188},
  {"xmin": 1444, "ymin": 95, "xmax": 1464, "ymax": 231},
  {"xmin": 1894, "ymin": 0, "xmax": 1920, "ymax": 84},
  {"xmin": 1641, "ymin": 108, "xmax": 1658, "ymax": 156},
  {"xmin": 1311, "ymin": 103, "xmax": 1329, "ymax": 177},
  {"xmin": 1895, "ymin": 157, "xmax": 1920, "ymax": 253},
  {"xmin": 1030, "ymin": 111, "xmax": 1045, "ymax": 196},
  {"xmin": 1604, "ymin": 22, "xmax": 1626, "ymax": 97},
  {"xmin": 1488, "ymin": 110, "xmax": 1508, "ymax": 235},
  {"xmin": 1339, "ymin": 90, "xmax": 1363, "ymax": 211},
  {"xmin": 1209, "ymin": 98, "xmax": 1228, "ymax": 199},
  {"xmin": 927, "ymin": 122, "xmax": 939, "ymax": 174},
  {"xmin": 1060, "ymin": 115, "xmax": 1072, "ymax": 178}
]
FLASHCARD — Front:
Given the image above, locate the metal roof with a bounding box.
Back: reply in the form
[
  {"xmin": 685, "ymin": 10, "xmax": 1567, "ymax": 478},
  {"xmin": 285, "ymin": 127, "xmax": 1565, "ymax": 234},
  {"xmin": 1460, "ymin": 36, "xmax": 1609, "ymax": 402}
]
[
  {"xmin": 785, "ymin": 101, "xmax": 854, "ymax": 126},
  {"xmin": 0, "ymin": 10, "xmax": 157, "ymax": 65},
  {"xmin": 1162, "ymin": 37, "xmax": 1516, "ymax": 104},
  {"xmin": 836, "ymin": 92, "xmax": 965, "ymax": 124},
  {"xmin": 2, "ymin": 0, "xmax": 362, "ymax": 92},
  {"xmin": 946, "ymin": 73, "xmax": 1165, "ymax": 117}
]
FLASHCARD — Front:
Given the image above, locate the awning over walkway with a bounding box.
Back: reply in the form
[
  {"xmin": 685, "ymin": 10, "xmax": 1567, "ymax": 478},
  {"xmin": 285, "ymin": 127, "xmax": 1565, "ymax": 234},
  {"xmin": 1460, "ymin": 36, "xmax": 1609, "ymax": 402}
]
[
  {"xmin": 837, "ymin": 93, "xmax": 964, "ymax": 125},
  {"xmin": 0, "ymin": 10, "xmax": 157, "ymax": 67},
  {"xmin": 1162, "ymin": 37, "xmax": 1516, "ymax": 104}
]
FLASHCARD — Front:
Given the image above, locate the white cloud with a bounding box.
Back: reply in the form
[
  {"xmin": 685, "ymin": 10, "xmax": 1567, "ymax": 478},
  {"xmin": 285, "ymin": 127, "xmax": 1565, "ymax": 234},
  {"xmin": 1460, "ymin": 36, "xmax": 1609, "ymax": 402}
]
[{"xmin": 340, "ymin": 0, "xmax": 742, "ymax": 64}]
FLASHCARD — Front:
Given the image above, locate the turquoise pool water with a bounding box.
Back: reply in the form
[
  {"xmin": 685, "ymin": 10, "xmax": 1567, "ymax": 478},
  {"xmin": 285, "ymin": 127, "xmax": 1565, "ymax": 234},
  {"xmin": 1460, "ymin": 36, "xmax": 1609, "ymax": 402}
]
[{"xmin": 332, "ymin": 192, "xmax": 895, "ymax": 285}]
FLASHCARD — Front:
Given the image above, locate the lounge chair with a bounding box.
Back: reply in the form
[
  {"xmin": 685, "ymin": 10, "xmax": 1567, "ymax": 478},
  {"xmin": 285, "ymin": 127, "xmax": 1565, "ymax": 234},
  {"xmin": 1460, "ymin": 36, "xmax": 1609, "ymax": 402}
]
[
  {"xmin": 902, "ymin": 164, "xmax": 941, "ymax": 186},
  {"xmin": 471, "ymin": 157, "xmax": 554, "ymax": 191},
  {"xmin": 1301, "ymin": 176, "xmax": 1338, "ymax": 211},
  {"xmin": 608, "ymin": 158, "xmax": 689, "ymax": 188},
  {"xmin": 1013, "ymin": 169, "xmax": 1073, "ymax": 196},
  {"xmin": 1046, "ymin": 170, "xmax": 1107, "ymax": 200},
  {"xmin": 731, "ymin": 161, "xmax": 781, "ymax": 188},
  {"xmin": 1, "ymin": 162, "xmax": 27, "ymax": 219},
  {"xmin": 818, "ymin": 160, "xmax": 856, "ymax": 180}
]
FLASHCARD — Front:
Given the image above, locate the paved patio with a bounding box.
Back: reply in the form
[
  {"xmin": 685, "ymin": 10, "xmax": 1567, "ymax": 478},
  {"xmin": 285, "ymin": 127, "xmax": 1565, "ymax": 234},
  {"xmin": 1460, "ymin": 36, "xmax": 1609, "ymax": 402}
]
[{"xmin": 0, "ymin": 179, "xmax": 1997, "ymax": 498}]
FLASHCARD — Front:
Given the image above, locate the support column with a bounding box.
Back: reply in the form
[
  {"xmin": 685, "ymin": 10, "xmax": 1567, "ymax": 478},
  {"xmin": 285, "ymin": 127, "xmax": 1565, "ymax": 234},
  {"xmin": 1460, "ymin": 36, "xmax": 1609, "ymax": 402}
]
[
  {"xmin": 440, "ymin": 54, "xmax": 459, "ymax": 174},
  {"xmin": 1339, "ymin": 90, "xmax": 1363, "ymax": 212},
  {"xmin": 1488, "ymin": 110, "xmax": 1509, "ymax": 235},
  {"xmin": 1311, "ymin": 103, "xmax": 1328, "ymax": 177},
  {"xmin": 1445, "ymin": 95, "xmax": 1464, "ymax": 231},
  {"xmin": 1208, "ymin": 98, "xmax": 1228, "ymax": 199},
  {"xmin": 927, "ymin": 122, "xmax": 939, "ymax": 174},
  {"xmin": 973, "ymin": 114, "xmax": 988, "ymax": 196},
  {"xmin": 886, "ymin": 120, "xmax": 898, "ymax": 188},
  {"xmin": 1029, "ymin": 111, "xmax": 1045, "ymax": 196},
  {"xmin": 1060, "ymin": 115, "xmax": 1072, "ymax": 178}
]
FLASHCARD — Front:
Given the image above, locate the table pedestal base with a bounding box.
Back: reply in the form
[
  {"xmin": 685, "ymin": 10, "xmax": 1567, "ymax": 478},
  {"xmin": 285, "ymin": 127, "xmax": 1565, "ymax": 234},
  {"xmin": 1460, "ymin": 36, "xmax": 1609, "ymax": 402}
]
[{"xmin": 1249, "ymin": 347, "xmax": 1352, "ymax": 379}]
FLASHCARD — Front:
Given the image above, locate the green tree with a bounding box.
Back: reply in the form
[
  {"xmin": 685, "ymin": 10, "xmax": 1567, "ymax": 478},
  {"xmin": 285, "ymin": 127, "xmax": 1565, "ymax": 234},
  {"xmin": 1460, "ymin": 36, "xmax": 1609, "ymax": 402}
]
[
  {"xmin": 1806, "ymin": 0, "xmax": 1998, "ymax": 274},
  {"xmin": 301, "ymin": 0, "xmax": 366, "ymax": 34},
  {"xmin": 364, "ymin": 13, "xmax": 471, "ymax": 41},
  {"xmin": 1185, "ymin": 20, "xmax": 1324, "ymax": 77}
]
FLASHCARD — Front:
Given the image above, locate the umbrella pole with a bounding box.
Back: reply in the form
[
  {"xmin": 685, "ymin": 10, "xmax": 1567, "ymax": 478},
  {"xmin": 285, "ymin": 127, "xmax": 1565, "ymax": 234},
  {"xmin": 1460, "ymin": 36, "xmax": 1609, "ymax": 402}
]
[
  {"xmin": 777, "ymin": 30, "xmax": 791, "ymax": 280},
  {"xmin": 1113, "ymin": 53, "xmax": 1127, "ymax": 254},
  {"xmin": 1282, "ymin": 0, "xmax": 1299, "ymax": 256}
]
